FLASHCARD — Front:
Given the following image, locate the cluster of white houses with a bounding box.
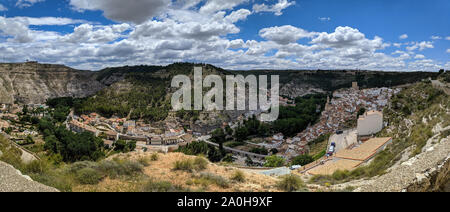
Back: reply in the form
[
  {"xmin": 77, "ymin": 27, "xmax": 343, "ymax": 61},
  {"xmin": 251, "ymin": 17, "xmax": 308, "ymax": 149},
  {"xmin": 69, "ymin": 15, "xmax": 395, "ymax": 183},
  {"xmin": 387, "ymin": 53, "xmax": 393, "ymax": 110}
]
[{"xmin": 68, "ymin": 119, "xmax": 194, "ymax": 150}]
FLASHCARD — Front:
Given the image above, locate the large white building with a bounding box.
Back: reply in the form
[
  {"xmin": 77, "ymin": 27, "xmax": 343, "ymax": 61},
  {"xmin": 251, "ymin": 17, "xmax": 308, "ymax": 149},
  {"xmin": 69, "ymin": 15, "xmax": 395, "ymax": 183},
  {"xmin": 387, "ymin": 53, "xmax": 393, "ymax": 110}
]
[{"xmin": 357, "ymin": 110, "xmax": 383, "ymax": 136}]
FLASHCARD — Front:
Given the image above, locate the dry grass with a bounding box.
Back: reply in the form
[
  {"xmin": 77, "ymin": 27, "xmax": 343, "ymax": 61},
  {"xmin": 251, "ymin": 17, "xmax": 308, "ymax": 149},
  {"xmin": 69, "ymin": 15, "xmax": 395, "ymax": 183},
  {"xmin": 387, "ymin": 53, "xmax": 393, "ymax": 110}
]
[{"xmin": 75, "ymin": 152, "xmax": 282, "ymax": 192}]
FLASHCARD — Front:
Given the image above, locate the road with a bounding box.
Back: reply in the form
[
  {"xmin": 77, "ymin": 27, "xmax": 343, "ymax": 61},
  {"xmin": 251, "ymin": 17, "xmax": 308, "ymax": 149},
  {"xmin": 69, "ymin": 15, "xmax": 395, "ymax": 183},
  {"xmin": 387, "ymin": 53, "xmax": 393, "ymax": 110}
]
[
  {"xmin": 328, "ymin": 129, "xmax": 358, "ymax": 153},
  {"xmin": 1, "ymin": 132, "xmax": 39, "ymax": 163}
]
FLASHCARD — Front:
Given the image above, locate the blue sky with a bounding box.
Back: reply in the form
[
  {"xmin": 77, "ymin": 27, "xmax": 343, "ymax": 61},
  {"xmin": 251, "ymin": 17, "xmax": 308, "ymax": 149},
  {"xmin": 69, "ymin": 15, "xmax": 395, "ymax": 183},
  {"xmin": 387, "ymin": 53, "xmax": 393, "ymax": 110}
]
[{"xmin": 0, "ymin": 0, "xmax": 449, "ymax": 71}]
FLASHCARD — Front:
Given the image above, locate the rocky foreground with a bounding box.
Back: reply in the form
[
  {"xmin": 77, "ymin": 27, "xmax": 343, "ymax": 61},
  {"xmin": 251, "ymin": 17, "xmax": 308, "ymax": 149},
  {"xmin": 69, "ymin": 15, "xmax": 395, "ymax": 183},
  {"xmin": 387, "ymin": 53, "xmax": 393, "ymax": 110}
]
[
  {"xmin": 331, "ymin": 129, "xmax": 450, "ymax": 192},
  {"xmin": 0, "ymin": 161, "xmax": 58, "ymax": 192}
]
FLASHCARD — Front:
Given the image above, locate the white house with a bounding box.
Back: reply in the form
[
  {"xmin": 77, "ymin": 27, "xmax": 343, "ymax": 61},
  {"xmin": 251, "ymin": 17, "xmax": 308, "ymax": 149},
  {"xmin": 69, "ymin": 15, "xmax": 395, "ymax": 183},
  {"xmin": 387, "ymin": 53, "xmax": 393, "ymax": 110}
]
[{"xmin": 357, "ymin": 110, "xmax": 383, "ymax": 136}]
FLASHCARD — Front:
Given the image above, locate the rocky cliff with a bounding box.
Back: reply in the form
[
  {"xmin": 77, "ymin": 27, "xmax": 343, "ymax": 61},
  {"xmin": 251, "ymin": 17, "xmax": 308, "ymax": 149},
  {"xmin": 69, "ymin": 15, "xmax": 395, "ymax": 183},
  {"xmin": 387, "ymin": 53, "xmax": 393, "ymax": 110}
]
[{"xmin": 0, "ymin": 62, "xmax": 105, "ymax": 104}]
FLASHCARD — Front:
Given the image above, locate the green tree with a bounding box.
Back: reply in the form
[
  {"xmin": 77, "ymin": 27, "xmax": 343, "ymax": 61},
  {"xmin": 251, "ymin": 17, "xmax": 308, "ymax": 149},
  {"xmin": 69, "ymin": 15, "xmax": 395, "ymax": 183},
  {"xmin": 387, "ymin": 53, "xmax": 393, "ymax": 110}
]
[
  {"xmin": 211, "ymin": 128, "xmax": 226, "ymax": 150},
  {"xmin": 234, "ymin": 126, "xmax": 248, "ymax": 142},
  {"xmin": 114, "ymin": 140, "xmax": 136, "ymax": 153},
  {"xmin": 291, "ymin": 155, "xmax": 314, "ymax": 166},
  {"xmin": 357, "ymin": 107, "xmax": 366, "ymax": 117},
  {"xmin": 264, "ymin": 155, "xmax": 286, "ymax": 167}
]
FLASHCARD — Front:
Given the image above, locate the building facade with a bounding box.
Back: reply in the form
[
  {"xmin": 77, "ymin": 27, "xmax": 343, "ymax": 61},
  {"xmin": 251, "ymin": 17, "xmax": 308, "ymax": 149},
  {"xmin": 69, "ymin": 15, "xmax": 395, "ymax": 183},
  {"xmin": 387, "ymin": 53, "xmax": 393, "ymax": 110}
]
[{"xmin": 357, "ymin": 110, "xmax": 383, "ymax": 136}]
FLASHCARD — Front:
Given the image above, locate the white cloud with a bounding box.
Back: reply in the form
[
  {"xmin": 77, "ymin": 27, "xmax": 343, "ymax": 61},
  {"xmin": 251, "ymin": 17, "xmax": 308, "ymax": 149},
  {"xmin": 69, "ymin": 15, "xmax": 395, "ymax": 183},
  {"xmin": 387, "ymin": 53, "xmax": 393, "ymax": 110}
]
[
  {"xmin": 318, "ymin": 17, "xmax": 331, "ymax": 22},
  {"xmin": 0, "ymin": 1, "xmax": 445, "ymax": 72},
  {"xmin": 224, "ymin": 9, "xmax": 252, "ymax": 23},
  {"xmin": 447, "ymin": 49, "xmax": 450, "ymax": 53},
  {"xmin": 199, "ymin": 0, "xmax": 248, "ymax": 14},
  {"xmin": 16, "ymin": 0, "xmax": 45, "ymax": 8},
  {"xmin": 228, "ymin": 39, "xmax": 245, "ymax": 49},
  {"xmin": 69, "ymin": 0, "xmax": 170, "ymax": 24},
  {"xmin": 415, "ymin": 54, "xmax": 425, "ymax": 59},
  {"xmin": 61, "ymin": 23, "xmax": 130, "ymax": 44},
  {"xmin": 431, "ymin": 36, "xmax": 442, "ymax": 40},
  {"xmin": 253, "ymin": 0, "xmax": 295, "ymax": 16},
  {"xmin": 311, "ymin": 26, "xmax": 385, "ymax": 52},
  {"xmin": 446, "ymin": 36, "xmax": 450, "ymax": 41},
  {"xmin": 259, "ymin": 25, "xmax": 314, "ymax": 45},
  {"xmin": 10, "ymin": 17, "xmax": 89, "ymax": 26},
  {"xmin": 399, "ymin": 34, "xmax": 408, "ymax": 40},
  {"xmin": 406, "ymin": 41, "xmax": 434, "ymax": 51},
  {"xmin": 393, "ymin": 43, "xmax": 403, "ymax": 48},
  {"xmin": 0, "ymin": 4, "xmax": 8, "ymax": 11},
  {"xmin": 0, "ymin": 16, "xmax": 34, "ymax": 43}
]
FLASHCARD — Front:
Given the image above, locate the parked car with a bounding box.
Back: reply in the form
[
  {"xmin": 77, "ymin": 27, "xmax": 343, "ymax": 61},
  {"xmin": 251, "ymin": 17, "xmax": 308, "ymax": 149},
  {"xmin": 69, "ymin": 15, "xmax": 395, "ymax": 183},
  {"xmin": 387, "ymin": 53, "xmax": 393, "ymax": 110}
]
[
  {"xmin": 290, "ymin": 165, "xmax": 302, "ymax": 170},
  {"xmin": 327, "ymin": 142, "xmax": 336, "ymax": 156},
  {"xmin": 336, "ymin": 130, "xmax": 344, "ymax": 134}
]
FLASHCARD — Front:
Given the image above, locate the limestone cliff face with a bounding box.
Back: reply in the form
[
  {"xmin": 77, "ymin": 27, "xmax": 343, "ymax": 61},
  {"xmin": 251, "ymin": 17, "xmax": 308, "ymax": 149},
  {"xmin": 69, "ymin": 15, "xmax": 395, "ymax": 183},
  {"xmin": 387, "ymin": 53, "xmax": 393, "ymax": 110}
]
[
  {"xmin": 0, "ymin": 62, "xmax": 105, "ymax": 104},
  {"xmin": 406, "ymin": 156, "xmax": 450, "ymax": 192}
]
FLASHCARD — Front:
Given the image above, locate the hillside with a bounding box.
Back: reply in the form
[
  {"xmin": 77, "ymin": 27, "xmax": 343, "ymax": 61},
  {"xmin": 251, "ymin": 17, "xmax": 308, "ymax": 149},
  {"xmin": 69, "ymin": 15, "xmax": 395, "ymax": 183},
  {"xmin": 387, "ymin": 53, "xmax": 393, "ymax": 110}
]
[
  {"xmin": 72, "ymin": 152, "xmax": 282, "ymax": 192},
  {"xmin": 0, "ymin": 62, "xmax": 438, "ymax": 132},
  {"xmin": 234, "ymin": 69, "xmax": 438, "ymax": 98},
  {"xmin": 0, "ymin": 134, "xmax": 283, "ymax": 192},
  {"xmin": 309, "ymin": 81, "xmax": 450, "ymax": 192},
  {"xmin": 76, "ymin": 63, "xmax": 437, "ymax": 124},
  {"xmin": 0, "ymin": 62, "xmax": 105, "ymax": 104}
]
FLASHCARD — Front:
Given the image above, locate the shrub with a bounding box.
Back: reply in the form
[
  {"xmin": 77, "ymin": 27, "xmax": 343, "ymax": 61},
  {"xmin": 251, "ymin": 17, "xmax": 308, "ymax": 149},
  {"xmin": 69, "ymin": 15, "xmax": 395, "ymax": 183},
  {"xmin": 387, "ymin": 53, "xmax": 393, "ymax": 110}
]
[
  {"xmin": 193, "ymin": 157, "xmax": 208, "ymax": 170},
  {"xmin": 331, "ymin": 170, "xmax": 350, "ymax": 181},
  {"xmin": 150, "ymin": 153, "xmax": 159, "ymax": 161},
  {"xmin": 97, "ymin": 159, "xmax": 143, "ymax": 178},
  {"xmin": 277, "ymin": 174, "xmax": 304, "ymax": 192},
  {"xmin": 230, "ymin": 170, "xmax": 246, "ymax": 182},
  {"xmin": 142, "ymin": 180, "xmax": 186, "ymax": 192},
  {"xmin": 291, "ymin": 155, "xmax": 314, "ymax": 166},
  {"xmin": 24, "ymin": 160, "xmax": 49, "ymax": 175},
  {"xmin": 67, "ymin": 161, "xmax": 98, "ymax": 174},
  {"xmin": 75, "ymin": 168, "xmax": 103, "ymax": 185},
  {"xmin": 138, "ymin": 157, "xmax": 150, "ymax": 167},
  {"xmin": 221, "ymin": 154, "xmax": 234, "ymax": 163},
  {"xmin": 198, "ymin": 173, "xmax": 230, "ymax": 188},
  {"xmin": 174, "ymin": 157, "xmax": 208, "ymax": 172},
  {"xmin": 118, "ymin": 160, "xmax": 144, "ymax": 176},
  {"xmin": 173, "ymin": 160, "xmax": 195, "ymax": 172}
]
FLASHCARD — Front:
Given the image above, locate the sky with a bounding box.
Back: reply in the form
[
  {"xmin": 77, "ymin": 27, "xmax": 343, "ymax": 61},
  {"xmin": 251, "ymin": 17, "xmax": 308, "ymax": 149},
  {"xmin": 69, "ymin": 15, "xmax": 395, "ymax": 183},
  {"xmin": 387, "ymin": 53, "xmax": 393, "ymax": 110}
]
[{"xmin": 0, "ymin": 0, "xmax": 449, "ymax": 71}]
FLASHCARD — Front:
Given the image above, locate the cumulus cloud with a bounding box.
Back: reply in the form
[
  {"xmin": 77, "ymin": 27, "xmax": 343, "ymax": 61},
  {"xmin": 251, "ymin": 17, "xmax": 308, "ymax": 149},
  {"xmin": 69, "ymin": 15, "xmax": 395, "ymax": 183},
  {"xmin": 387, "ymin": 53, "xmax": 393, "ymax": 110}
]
[
  {"xmin": 446, "ymin": 36, "xmax": 450, "ymax": 41},
  {"xmin": 0, "ymin": 17, "xmax": 33, "ymax": 43},
  {"xmin": 399, "ymin": 34, "xmax": 408, "ymax": 39},
  {"xmin": 311, "ymin": 26, "xmax": 384, "ymax": 50},
  {"xmin": 70, "ymin": 0, "xmax": 170, "ymax": 24},
  {"xmin": 224, "ymin": 9, "xmax": 252, "ymax": 23},
  {"xmin": 259, "ymin": 25, "xmax": 315, "ymax": 45},
  {"xmin": 61, "ymin": 23, "xmax": 130, "ymax": 44},
  {"xmin": 447, "ymin": 49, "xmax": 450, "ymax": 53},
  {"xmin": 415, "ymin": 54, "xmax": 425, "ymax": 59},
  {"xmin": 199, "ymin": 0, "xmax": 248, "ymax": 14},
  {"xmin": 253, "ymin": 0, "xmax": 295, "ymax": 16},
  {"xmin": 0, "ymin": 1, "xmax": 445, "ymax": 71}
]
